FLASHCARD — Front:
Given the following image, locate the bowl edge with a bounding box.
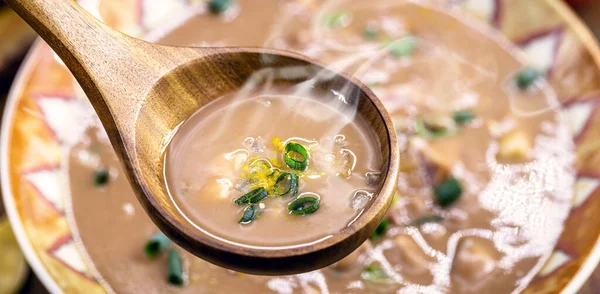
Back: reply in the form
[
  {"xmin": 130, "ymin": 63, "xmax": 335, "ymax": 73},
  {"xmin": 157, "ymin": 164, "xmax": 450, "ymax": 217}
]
[
  {"xmin": 0, "ymin": 39, "xmax": 64, "ymax": 294},
  {"xmin": 544, "ymin": 1, "xmax": 600, "ymax": 293}
]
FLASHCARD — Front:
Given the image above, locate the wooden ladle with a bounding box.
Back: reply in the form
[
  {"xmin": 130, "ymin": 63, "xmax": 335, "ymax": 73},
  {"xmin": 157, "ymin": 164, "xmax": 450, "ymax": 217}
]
[{"xmin": 5, "ymin": 0, "xmax": 399, "ymax": 275}]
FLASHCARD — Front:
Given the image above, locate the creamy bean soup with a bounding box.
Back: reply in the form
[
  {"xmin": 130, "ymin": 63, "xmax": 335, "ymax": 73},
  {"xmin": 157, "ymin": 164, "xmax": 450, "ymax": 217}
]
[
  {"xmin": 67, "ymin": 0, "xmax": 575, "ymax": 293},
  {"xmin": 164, "ymin": 86, "xmax": 382, "ymax": 247}
]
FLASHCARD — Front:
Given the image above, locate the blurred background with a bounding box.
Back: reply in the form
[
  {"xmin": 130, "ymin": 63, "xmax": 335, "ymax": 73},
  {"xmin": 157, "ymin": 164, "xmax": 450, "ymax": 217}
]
[{"xmin": 0, "ymin": 0, "xmax": 598, "ymax": 293}]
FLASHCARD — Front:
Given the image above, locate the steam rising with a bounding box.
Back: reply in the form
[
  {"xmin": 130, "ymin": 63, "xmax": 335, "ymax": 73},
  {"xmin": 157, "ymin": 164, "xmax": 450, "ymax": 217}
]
[{"xmin": 56, "ymin": 0, "xmax": 574, "ymax": 293}]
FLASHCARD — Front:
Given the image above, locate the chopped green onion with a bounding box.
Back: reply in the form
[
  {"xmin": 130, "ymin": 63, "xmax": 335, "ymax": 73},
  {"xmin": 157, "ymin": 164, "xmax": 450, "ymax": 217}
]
[
  {"xmin": 361, "ymin": 264, "xmax": 388, "ymax": 283},
  {"xmin": 208, "ymin": 0, "xmax": 233, "ymax": 14},
  {"xmin": 435, "ymin": 177, "xmax": 462, "ymax": 207},
  {"xmin": 93, "ymin": 168, "xmax": 110, "ymax": 186},
  {"xmin": 370, "ymin": 219, "xmax": 389, "ymax": 239},
  {"xmin": 415, "ymin": 119, "xmax": 456, "ymax": 139},
  {"xmin": 144, "ymin": 232, "xmax": 170, "ymax": 257},
  {"xmin": 167, "ymin": 249, "xmax": 185, "ymax": 286},
  {"xmin": 453, "ymin": 110, "xmax": 475, "ymax": 125},
  {"xmin": 363, "ymin": 26, "xmax": 379, "ymax": 40},
  {"xmin": 288, "ymin": 197, "xmax": 319, "ymax": 215},
  {"xmin": 323, "ymin": 12, "xmax": 350, "ymax": 28},
  {"xmin": 516, "ymin": 67, "xmax": 542, "ymax": 90},
  {"xmin": 387, "ymin": 35, "xmax": 417, "ymax": 58},
  {"xmin": 408, "ymin": 215, "xmax": 444, "ymax": 227},
  {"xmin": 284, "ymin": 142, "xmax": 309, "ymax": 171},
  {"xmin": 234, "ymin": 187, "xmax": 268, "ymax": 205},
  {"xmin": 274, "ymin": 172, "xmax": 299, "ymax": 197},
  {"xmin": 239, "ymin": 205, "xmax": 257, "ymax": 224}
]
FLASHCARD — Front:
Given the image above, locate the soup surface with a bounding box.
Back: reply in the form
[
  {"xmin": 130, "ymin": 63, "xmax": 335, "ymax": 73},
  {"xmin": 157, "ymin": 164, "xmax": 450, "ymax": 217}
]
[
  {"xmin": 164, "ymin": 87, "xmax": 382, "ymax": 247},
  {"xmin": 66, "ymin": 0, "xmax": 575, "ymax": 293}
]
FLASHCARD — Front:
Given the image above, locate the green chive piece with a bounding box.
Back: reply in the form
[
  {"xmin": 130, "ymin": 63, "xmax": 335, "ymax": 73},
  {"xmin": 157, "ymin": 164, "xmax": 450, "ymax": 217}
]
[
  {"xmin": 435, "ymin": 177, "xmax": 462, "ymax": 207},
  {"xmin": 274, "ymin": 172, "xmax": 299, "ymax": 197},
  {"xmin": 93, "ymin": 168, "xmax": 110, "ymax": 186},
  {"xmin": 361, "ymin": 264, "xmax": 388, "ymax": 283},
  {"xmin": 363, "ymin": 26, "xmax": 379, "ymax": 40},
  {"xmin": 167, "ymin": 249, "xmax": 185, "ymax": 286},
  {"xmin": 288, "ymin": 197, "xmax": 319, "ymax": 215},
  {"xmin": 408, "ymin": 215, "xmax": 444, "ymax": 227},
  {"xmin": 387, "ymin": 35, "xmax": 417, "ymax": 58},
  {"xmin": 370, "ymin": 219, "xmax": 389, "ymax": 239},
  {"xmin": 208, "ymin": 0, "xmax": 233, "ymax": 14},
  {"xmin": 516, "ymin": 67, "xmax": 542, "ymax": 90},
  {"xmin": 453, "ymin": 110, "xmax": 475, "ymax": 125},
  {"xmin": 323, "ymin": 12, "xmax": 350, "ymax": 28},
  {"xmin": 144, "ymin": 232, "xmax": 170, "ymax": 257},
  {"xmin": 234, "ymin": 187, "xmax": 268, "ymax": 205},
  {"xmin": 239, "ymin": 205, "xmax": 257, "ymax": 224},
  {"xmin": 415, "ymin": 120, "xmax": 456, "ymax": 139},
  {"xmin": 284, "ymin": 142, "xmax": 309, "ymax": 171}
]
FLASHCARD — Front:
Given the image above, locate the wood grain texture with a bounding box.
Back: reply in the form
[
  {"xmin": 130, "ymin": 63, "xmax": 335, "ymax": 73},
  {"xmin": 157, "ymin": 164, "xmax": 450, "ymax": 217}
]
[{"xmin": 3, "ymin": 0, "xmax": 399, "ymax": 275}]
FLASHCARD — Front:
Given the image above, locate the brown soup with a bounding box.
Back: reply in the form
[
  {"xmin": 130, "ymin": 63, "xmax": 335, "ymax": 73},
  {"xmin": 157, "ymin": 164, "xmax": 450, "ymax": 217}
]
[
  {"xmin": 66, "ymin": 1, "xmax": 575, "ymax": 293},
  {"xmin": 163, "ymin": 87, "xmax": 382, "ymax": 247}
]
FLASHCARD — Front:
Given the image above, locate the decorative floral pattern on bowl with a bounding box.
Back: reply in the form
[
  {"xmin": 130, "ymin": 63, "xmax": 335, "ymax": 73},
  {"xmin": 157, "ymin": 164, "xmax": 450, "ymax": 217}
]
[{"xmin": 1, "ymin": 0, "xmax": 600, "ymax": 293}]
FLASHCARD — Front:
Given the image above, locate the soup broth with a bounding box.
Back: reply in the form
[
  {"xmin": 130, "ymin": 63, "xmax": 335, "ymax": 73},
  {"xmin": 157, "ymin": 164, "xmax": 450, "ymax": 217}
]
[
  {"xmin": 66, "ymin": 1, "xmax": 575, "ymax": 293},
  {"xmin": 164, "ymin": 87, "xmax": 382, "ymax": 247}
]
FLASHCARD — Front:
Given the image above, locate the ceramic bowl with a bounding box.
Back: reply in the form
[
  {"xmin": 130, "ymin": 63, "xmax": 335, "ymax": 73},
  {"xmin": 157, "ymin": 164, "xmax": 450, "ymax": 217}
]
[{"xmin": 2, "ymin": 0, "xmax": 600, "ymax": 292}]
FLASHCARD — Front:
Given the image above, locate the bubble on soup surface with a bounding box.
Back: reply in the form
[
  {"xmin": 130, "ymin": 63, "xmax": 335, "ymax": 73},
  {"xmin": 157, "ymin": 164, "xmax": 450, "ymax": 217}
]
[
  {"xmin": 351, "ymin": 190, "xmax": 374, "ymax": 210},
  {"xmin": 337, "ymin": 149, "xmax": 357, "ymax": 177},
  {"xmin": 244, "ymin": 136, "xmax": 265, "ymax": 153},
  {"xmin": 366, "ymin": 171, "xmax": 382, "ymax": 187},
  {"xmin": 235, "ymin": 179, "xmax": 252, "ymax": 193}
]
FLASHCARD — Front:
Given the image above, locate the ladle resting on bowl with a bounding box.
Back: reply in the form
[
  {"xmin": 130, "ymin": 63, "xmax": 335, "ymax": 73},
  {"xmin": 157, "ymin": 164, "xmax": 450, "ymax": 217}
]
[{"xmin": 4, "ymin": 0, "xmax": 399, "ymax": 274}]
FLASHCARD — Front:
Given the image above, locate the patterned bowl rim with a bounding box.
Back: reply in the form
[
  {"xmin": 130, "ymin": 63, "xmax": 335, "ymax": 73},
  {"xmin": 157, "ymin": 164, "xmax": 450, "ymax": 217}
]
[
  {"xmin": 2, "ymin": 0, "xmax": 600, "ymax": 293},
  {"xmin": 1, "ymin": 40, "xmax": 63, "ymax": 294}
]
